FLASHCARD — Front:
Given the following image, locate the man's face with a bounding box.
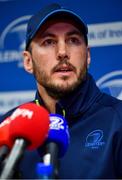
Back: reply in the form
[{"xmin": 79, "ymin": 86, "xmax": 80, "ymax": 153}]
[{"xmin": 24, "ymin": 20, "xmax": 90, "ymax": 99}]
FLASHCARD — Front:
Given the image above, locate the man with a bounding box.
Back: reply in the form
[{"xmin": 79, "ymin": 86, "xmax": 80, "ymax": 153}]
[{"xmin": 0, "ymin": 3, "xmax": 122, "ymax": 179}]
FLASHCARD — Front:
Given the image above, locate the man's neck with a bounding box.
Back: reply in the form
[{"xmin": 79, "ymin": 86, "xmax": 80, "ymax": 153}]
[{"xmin": 37, "ymin": 85, "xmax": 58, "ymax": 113}]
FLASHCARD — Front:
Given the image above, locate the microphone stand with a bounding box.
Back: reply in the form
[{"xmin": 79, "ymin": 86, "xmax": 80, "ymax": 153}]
[
  {"xmin": 43, "ymin": 142, "xmax": 59, "ymax": 179},
  {"xmin": 37, "ymin": 142, "xmax": 59, "ymax": 179},
  {"xmin": 0, "ymin": 138, "xmax": 27, "ymax": 179}
]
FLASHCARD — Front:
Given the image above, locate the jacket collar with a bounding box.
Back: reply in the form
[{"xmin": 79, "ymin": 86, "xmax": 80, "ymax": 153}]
[
  {"xmin": 58, "ymin": 73, "xmax": 101, "ymax": 118},
  {"xmin": 35, "ymin": 73, "xmax": 101, "ymax": 119}
]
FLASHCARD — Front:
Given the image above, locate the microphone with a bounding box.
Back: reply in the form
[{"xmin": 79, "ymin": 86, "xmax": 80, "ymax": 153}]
[
  {"xmin": 37, "ymin": 113, "xmax": 70, "ymax": 179},
  {"xmin": 0, "ymin": 120, "xmax": 10, "ymax": 167},
  {"xmin": 0, "ymin": 102, "xmax": 50, "ymax": 179},
  {"xmin": 0, "ymin": 146, "xmax": 10, "ymax": 173}
]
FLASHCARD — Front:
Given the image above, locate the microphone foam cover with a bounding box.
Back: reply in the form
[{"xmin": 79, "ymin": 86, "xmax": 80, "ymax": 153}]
[
  {"xmin": 0, "ymin": 122, "xmax": 11, "ymax": 147},
  {"xmin": 8, "ymin": 103, "xmax": 50, "ymax": 150},
  {"xmin": 48, "ymin": 114, "xmax": 70, "ymax": 157}
]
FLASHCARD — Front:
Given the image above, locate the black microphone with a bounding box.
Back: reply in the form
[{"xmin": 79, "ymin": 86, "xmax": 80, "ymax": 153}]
[
  {"xmin": 0, "ymin": 146, "xmax": 9, "ymax": 162},
  {"xmin": 0, "ymin": 145, "xmax": 9, "ymax": 172},
  {"xmin": 0, "ymin": 103, "xmax": 50, "ymax": 179}
]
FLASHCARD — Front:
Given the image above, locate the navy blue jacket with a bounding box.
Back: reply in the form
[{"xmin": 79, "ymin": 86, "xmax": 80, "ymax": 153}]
[{"xmin": 0, "ymin": 73, "xmax": 122, "ymax": 179}]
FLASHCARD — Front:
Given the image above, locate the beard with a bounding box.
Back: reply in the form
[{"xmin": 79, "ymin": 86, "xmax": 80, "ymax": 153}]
[{"xmin": 32, "ymin": 60, "xmax": 87, "ymax": 100}]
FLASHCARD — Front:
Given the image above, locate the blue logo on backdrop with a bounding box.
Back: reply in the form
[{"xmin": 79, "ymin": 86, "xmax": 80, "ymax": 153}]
[
  {"xmin": 97, "ymin": 70, "xmax": 122, "ymax": 100},
  {"xmin": 85, "ymin": 129, "xmax": 105, "ymax": 149},
  {"xmin": 0, "ymin": 15, "xmax": 31, "ymax": 67}
]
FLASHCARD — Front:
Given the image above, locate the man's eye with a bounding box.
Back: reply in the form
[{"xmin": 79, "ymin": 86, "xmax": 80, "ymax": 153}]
[
  {"xmin": 68, "ymin": 37, "xmax": 81, "ymax": 45},
  {"xmin": 43, "ymin": 39, "xmax": 56, "ymax": 46}
]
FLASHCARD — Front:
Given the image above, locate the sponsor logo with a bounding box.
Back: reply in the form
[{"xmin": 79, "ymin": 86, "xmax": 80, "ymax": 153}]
[
  {"xmin": 88, "ymin": 21, "xmax": 122, "ymax": 47},
  {"xmin": 85, "ymin": 129, "xmax": 105, "ymax": 149},
  {"xmin": 97, "ymin": 70, "xmax": 122, "ymax": 100},
  {"xmin": 0, "ymin": 108, "xmax": 33, "ymax": 128},
  {"xmin": 10, "ymin": 108, "xmax": 33, "ymax": 120},
  {"xmin": 50, "ymin": 115, "xmax": 65, "ymax": 130},
  {"xmin": 0, "ymin": 15, "xmax": 31, "ymax": 67}
]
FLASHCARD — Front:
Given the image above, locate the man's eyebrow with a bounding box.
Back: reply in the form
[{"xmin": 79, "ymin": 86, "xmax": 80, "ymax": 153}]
[
  {"xmin": 40, "ymin": 32, "xmax": 56, "ymax": 39},
  {"xmin": 39, "ymin": 30, "xmax": 83, "ymax": 39},
  {"xmin": 66, "ymin": 30, "xmax": 83, "ymax": 37}
]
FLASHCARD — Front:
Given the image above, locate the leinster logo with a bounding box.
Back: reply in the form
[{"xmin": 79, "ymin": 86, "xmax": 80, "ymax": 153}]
[
  {"xmin": 85, "ymin": 130, "xmax": 105, "ymax": 149},
  {"xmin": 0, "ymin": 15, "xmax": 31, "ymax": 67},
  {"xmin": 96, "ymin": 70, "xmax": 122, "ymax": 100}
]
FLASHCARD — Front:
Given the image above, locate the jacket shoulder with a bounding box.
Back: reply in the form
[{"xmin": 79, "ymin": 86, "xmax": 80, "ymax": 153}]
[{"xmin": 99, "ymin": 93, "xmax": 122, "ymax": 121}]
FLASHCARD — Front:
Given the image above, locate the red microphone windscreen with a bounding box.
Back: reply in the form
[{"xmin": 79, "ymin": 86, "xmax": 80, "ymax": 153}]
[
  {"xmin": 0, "ymin": 122, "xmax": 11, "ymax": 147},
  {"xmin": 5, "ymin": 103, "xmax": 49, "ymax": 150}
]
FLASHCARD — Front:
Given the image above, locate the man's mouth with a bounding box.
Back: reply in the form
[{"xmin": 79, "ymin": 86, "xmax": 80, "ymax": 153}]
[
  {"xmin": 53, "ymin": 64, "xmax": 75, "ymax": 74},
  {"xmin": 55, "ymin": 67, "xmax": 73, "ymax": 73}
]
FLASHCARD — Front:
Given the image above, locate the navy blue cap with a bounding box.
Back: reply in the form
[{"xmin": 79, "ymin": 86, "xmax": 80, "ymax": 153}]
[{"xmin": 25, "ymin": 3, "xmax": 88, "ymax": 49}]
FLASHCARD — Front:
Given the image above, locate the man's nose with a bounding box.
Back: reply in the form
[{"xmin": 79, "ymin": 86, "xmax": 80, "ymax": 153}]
[{"xmin": 57, "ymin": 41, "xmax": 70, "ymax": 61}]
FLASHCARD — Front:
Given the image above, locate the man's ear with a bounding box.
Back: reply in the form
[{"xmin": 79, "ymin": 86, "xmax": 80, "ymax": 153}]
[
  {"xmin": 23, "ymin": 51, "xmax": 33, "ymax": 74},
  {"xmin": 87, "ymin": 46, "xmax": 91, "ymax": 68}
]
